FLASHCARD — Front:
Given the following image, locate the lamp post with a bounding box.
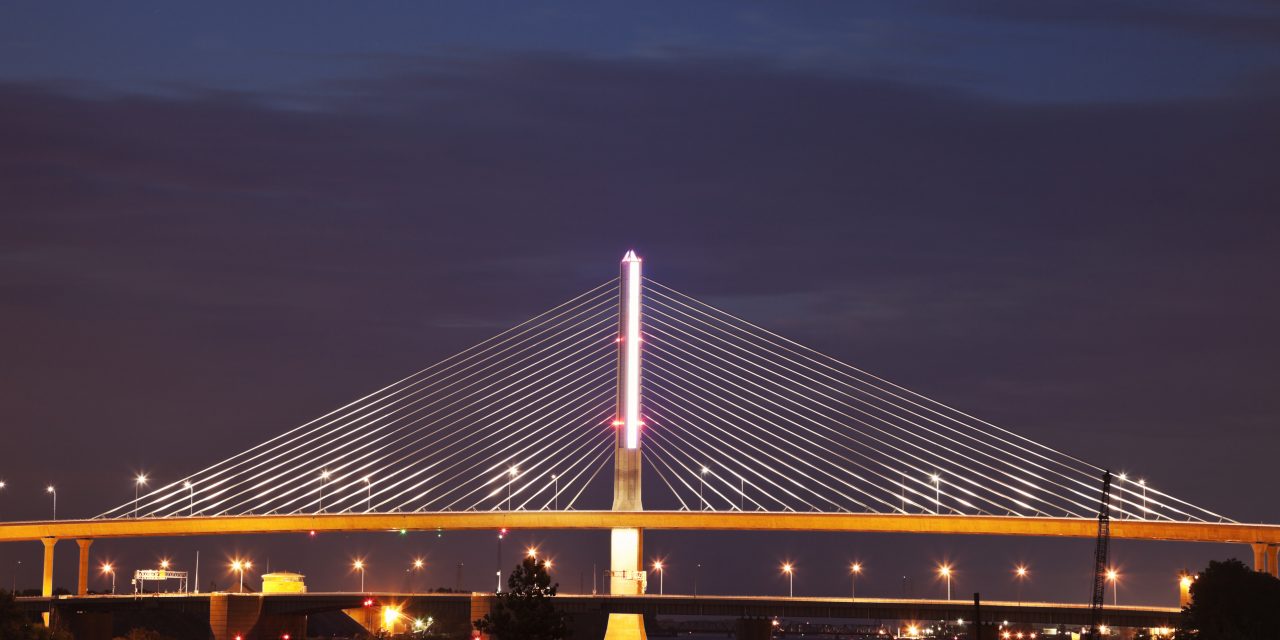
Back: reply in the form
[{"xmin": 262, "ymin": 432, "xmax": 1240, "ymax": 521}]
[
  {"xmin": 938, "ymin": 564, "xmax": 952, "ymax": 600},
  {"xmin": 1014, "ymin": 565, "xmax": 1028, "ymax": 605},
  {"xmin": 931, "ymin": 474, "xmax": 941, "ymax": 514},
  {"xmin": 496, "ymin": 529, "xmax": 506, "ymax": 592},
  {"xmin": 411, "ymin": 558, "xmax": 424, "ymax": 594},
  {"xmin": 353, "ymin": 559, "xmax": 366, "ymax": 592},
  {"xmin": 507, "ymin": 467, "xmax": 518, "ymax": 511},
  {"xmin": 695, "ymin": 563, "xmax": 701, "ymax": 596},
  {"xmin": 1106, "ymin": 569, "xmax": 1120, "ymax": 606},
  {"xmin": 101, "ymin": 563, "xmax": 116, "ymax": 594},
  {"xmin": 550, "ymin": 474, "xmax": 559, "ymax": 510},
  {"xmin": 850, "ymin": 562, "xmax": 862, "ymax": 600},
  {"xmin": 699, "ymin": 466, "xmax": 709, "ymax": 511},
  {"xmin": 652, "ymin": 560, "xmax": 664, "ymax": 595},
  {"xmin": 319, "ymin": 470, "xmax": 330, "ymax": 512},
  {"xmin": 781, "ymin": 563, "xmax": 794, "ymax": 598},
  {"xmin": 46, "ymin": 486, "xmax": 56, "ymax": 520},
  {"xmin": 1139, "ymin": 479, "xmax": 1147, "ymax": 517},
  {"xmin": 230, "ymin": 559, "xmax": 251, "ymax": 593},
  {"xmin": 183, "ymin": 481, "xmax": 194, "ymax": 516},
  {"xmin": 134, "ymin": 474, "xmax": 147, "ymax": 517},
  {"xmin": 363, "ymin": 476, "xmax": 372, "ymax": 512}
]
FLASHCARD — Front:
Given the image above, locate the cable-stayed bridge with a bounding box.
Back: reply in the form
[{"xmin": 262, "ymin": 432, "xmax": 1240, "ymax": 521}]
[{"xmin": 3, "ymin": 252, "xmax": 1278, "ymax": 635}]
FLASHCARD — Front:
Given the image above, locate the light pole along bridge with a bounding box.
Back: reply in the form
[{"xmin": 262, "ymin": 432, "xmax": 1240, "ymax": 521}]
[{"xmin": 3, "ymin": 252, "xmax": 1277, "ymax": 637}]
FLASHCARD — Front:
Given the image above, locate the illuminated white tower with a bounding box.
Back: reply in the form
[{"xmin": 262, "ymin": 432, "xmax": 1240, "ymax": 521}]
[{"xmin": 610, "ymin": 250, "xmax": 645, "ymax": 597}]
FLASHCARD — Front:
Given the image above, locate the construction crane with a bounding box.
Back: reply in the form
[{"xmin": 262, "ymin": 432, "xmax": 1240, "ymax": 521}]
[{"xmin": 1087, "ymin": 470, "xmax": 1112, "ymax": 639}]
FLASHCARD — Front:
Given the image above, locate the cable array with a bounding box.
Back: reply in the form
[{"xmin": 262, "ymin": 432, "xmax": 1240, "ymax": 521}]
[
  {"xmin": 100, "ymin": 281, "xmax": 620, "ymax": 518},
  {"xmin": 101, "ymin": 274, "xmax": 1228, "ymax": 524},
  {"xmin": 639, "ymin": 278, "xmax": 1229, "ymax": 523}
]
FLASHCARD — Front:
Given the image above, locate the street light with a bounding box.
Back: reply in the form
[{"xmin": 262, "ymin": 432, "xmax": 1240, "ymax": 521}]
[
  {"xmin": 507, "ymin": 467, "xmax": 518, "ymax": 511},
  {"xmin": 938, "ymin": 564, "xmax": 953, "ymax": 600},
  {"xmin": 101, "ymin": 563, "xmax": 116, "ymax": 594},
  {"xmin": 550, "ymin": 474, "xmax": 559, "ymax": 510},
  {"xmin": 182, "ymin": 481, "xmax": 195, "ymax": 516},
  {"xmin": 230, "ymin": 559, "xmax": 252, "ymax": 593},
  {"xmin": 652, "ymin": 560, "xmax": 665, "ymax": 595},
  {"xmin": 353, "ymin": 560, "xmax": 368, "ymax": 593},
  {"xmin": 363, "ymin": 476, "xmax": 372, "ymax": 512},
  {"xmin": 781, "ymin": 563, "xmax": 794, "ymax": 598},
  {"xmin": 850, "ymin": 562, "xmax": 863, "ymax": 600},
  {"xmin": 160, "ymin": 559, "xmax": 171, "ymax": 570},
  {"xmin": 46, "ymin": 485, "xmax": 56, "ymax": 520},
  {"xmin": 1014, "ymin": 565, "xmax": 1028, "ymax": 605},
  {"xmin": 1139, "ymin": 479, "xmax": 1147, "ymax": 517},
  {"xmin": 931, "ymin": 473, "xmax": 941, "ymax": 514},
  {"xmin": 1106, "ymin": 569, "xmax": 1120, "ymax": 606},
  {"xmin": 319, "ymin": 470, "xmax": 330, "ymax": 512},
  {"xmin": 700, "ymin": 466, "xmax": 710, "ymax": 511},
  {"xmin": 134, "ymin": 474, "xmax": 148, "ymax": 517}
]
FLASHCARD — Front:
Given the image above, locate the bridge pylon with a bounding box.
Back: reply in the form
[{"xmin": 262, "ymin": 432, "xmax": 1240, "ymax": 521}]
[
  {"xmin": 606, "ymin": 251, "xmax": 648, "ymax": 639},
  {"xmin": 609, "ymin": 251, "xmax": 645, "ymax": 595}
]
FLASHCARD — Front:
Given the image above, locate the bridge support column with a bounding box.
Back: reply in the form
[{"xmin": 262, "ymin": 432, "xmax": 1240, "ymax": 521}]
[
  {"xmin": 76, "ymin": 539, "xmax": 93, "ymax": 595},
  {"xmin": 41, "ymin": 537, "xmax": 56, "ymax": 627},
  {"xmin": 1268, "ymin": 545, "xmax": 1279, "ymax": 578},
  {"xmin": 1251, "ymin": 543, "xmax": 1269, "ymax": 573}
]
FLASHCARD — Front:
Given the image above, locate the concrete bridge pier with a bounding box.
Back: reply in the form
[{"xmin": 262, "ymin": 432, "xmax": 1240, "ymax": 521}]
[
  {"xmin": 40, "ymin": 537, "xmax": 56, "ymax": 626},
  {"xmin": 1250, "ymin": 543, "xmax": 1279, "ymax": 577},
  {"xmin": 76, "ymin": 539, "xmax": 94, "ymax": 595}
]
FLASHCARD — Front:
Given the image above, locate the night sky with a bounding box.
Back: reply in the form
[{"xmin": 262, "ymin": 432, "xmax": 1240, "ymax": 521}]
[{"xmin": 2, "ymin": 1, "xmax": 1279, "ymax": 608}]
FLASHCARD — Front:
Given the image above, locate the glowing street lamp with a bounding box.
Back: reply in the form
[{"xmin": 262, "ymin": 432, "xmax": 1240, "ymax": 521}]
[
  {"xmin": 1014, "ymin": 565, "xmax": 1029, "ymax": 605},
  {"xmin": 781, "ymin": 563, "xmax": 794, "ymax": 598},
  {"xmin": 550, "ymin": 474, "xmax": 559, "ymax": 510},
  {"xmin": 938, "ymin": 564, "xmax": 953, "ymax": 600},
  {"xmin": 526, "ymin": 547, "xmax": 538, "ymax": 559},
  {"xmin": 134, "ymin": 474, "xmax": 148, "ymax": 517},
  {"xmin": 46, "ymin": 485, "xmax": 56, "ymax": 520},
  {"xmin": 353, "ymin": 559, "xmax": 367, "ymax": 592},
  {"xmin": 931, "ymin": 474, "xmax": 941, "ymax": 514},
  {"xmin": 101, "ymin": 562, "xmax": 116, "ymax": 594},
  {"xmin": 183, "ymin": 481, "xmax": 194, "ymax": 516},
  {"xmin": 160, "ymin": 559, "xmax": 171, "ymax": 570},
  {"xmin": 850, "ymin": 562, "xmax": 863, "ymax": 600},
  {"xmin": 363, "ymin": 476, "xmax": 372, "ymax": 512},
  {"xmin": 1105, "ymin": 569, "xmax": 1120, "ymax": 606},
  {"xmin": 1139, "ymin": 479, "xmax": 1147, "ymax": 517},
  {"xmin": 652, "ymin": 560, "xmax": 665, "ymax": 595},
  {"xmin": 230, "ymin": 559, "xmax": 252, "ymax": 593}
]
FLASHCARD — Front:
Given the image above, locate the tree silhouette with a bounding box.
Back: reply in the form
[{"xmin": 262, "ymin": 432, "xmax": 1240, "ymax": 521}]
[
  {"xmin": 1177, "ymin": 559, "xmax": 1280, "ymax": 639},
  {"xmin": 474, "ymin": 557, "xmax": 569, "ymax": 640}
]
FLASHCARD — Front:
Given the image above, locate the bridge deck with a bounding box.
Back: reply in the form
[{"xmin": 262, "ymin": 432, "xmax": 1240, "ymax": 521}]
[{"xmin": 0, "ymin": 511, "xmax": 1274, "ymax": 544}]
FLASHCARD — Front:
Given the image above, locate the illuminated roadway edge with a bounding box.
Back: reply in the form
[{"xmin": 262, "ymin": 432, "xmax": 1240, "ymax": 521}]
[
  {"xmin": 15, "ymin": 593, "xmax": 1181, "ymax": 626},
  {"xmin": 0, "ymin": 512, "xmax": 1275, "ymax": 544}
]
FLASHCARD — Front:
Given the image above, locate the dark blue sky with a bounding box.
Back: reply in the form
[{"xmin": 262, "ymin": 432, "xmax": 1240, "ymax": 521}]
[{"xmin": 1, "ymin": 1, "xmax": 1278, "ymax": 608}]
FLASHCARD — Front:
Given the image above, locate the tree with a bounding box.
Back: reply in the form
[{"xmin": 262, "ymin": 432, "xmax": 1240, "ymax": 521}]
[
  {"xmin": 1177, "ymin": 559, "xmax": 1280, "ymax": 639},
  {"xmin": 0, "ymin": 590, "xmax": 72, "ymax": 640},
  {"xmin": 474, "ymin": 557, "xmax": 569, "ymax": 640}
]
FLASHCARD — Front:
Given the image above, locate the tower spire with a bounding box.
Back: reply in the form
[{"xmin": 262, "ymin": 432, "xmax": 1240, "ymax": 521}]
[{"xmin": 613, "ymin": 250, "xmax": 643, "ymax": 511}]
